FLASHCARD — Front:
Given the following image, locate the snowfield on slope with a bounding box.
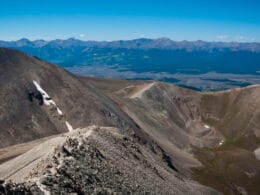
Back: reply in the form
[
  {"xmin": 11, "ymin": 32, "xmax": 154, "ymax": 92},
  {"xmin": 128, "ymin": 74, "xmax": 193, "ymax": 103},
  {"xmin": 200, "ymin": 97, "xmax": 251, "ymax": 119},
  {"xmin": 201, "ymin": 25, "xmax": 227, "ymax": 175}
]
[
  {"xmin": 33, "ymin": 80, "xmax": 56, "ymax": 106},
  {"xmin": 33, "ymin": 80, "xmax": 73, "ymax": 132}
]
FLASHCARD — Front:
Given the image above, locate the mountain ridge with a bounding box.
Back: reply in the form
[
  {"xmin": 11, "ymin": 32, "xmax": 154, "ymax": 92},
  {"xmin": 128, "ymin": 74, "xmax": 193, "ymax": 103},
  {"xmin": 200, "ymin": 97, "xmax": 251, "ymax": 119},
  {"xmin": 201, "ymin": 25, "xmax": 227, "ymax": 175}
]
[
  {"xmin": 1, "ymin": 37, "xmax": 260, "ymax": 86},
  {"xmin": 1, "ymin": 37, "xmax": 260, "ymax": 51},
  {"xmin": 0, "ymin": 48, "xmax": 259, "ymax": 194},
  {"xmin": 0, "ymin": 47, "xmax": 146, "ymax": 148}
]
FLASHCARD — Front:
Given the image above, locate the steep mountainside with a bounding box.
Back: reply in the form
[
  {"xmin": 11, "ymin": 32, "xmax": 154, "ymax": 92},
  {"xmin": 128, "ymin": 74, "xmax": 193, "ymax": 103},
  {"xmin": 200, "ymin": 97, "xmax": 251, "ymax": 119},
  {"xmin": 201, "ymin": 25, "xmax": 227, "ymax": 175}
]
[
  {"xmin": 0, "ymin": 48, "xmax": 260, "ymax": 194},
  {"xmin": 192, "ymin": 86, "xmax": 260, "ymax": 194},
  {"xmin": 109, "ymin": 82, "xmax": 223, "ymax": 172},
  {"xmin": 1, "ymin": 48, "xmax": 220, "ymax": 194},
  {"xmin": 201, "ymin": 86, "xmax": 260, "ymax": 148},
  {"xmin": 0, "ymin": 48, "xmax": 142, "ymax": 148},
  {"xmin": 86, "ymin": 77, "xmax": 260, "ymax": 194}
]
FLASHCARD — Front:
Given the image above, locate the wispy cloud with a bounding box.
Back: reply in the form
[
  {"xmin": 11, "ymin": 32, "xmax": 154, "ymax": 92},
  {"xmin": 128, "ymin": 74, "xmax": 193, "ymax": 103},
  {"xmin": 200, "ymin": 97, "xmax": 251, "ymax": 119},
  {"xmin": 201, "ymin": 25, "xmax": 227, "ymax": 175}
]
[
  {"xmin": 217, "ymin": 35, "xmax": 256, "ymax": 42},
  {"xmin": 216, "ymin": 35, "xmax": 229, "ymax": 41},
  {"xmin": 79, "ymin": 34, "xmax": 86, "ymax": 38},
  {"xmin": 235, "ymin": 35, "xmax": 245, "ymax": 41},
  {"xmin": 138, "ymin": 34, "xmax": 146, "ymax": 38},
  {"xmin": 250, "ymin": 37, "xmax": 256, "ymax": 42}
]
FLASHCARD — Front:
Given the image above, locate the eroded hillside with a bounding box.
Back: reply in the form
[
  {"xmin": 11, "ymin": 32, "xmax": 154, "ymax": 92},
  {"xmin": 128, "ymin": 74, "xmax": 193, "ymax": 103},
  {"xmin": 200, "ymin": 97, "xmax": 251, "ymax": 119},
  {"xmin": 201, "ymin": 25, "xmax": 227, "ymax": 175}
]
[
  {"xmin": 87, "ymin": 78, "xmax": 260, "ymax": 194},
  {"xmin": 0, "ymin": 48, "xmax": 259, "ymax": 194}
]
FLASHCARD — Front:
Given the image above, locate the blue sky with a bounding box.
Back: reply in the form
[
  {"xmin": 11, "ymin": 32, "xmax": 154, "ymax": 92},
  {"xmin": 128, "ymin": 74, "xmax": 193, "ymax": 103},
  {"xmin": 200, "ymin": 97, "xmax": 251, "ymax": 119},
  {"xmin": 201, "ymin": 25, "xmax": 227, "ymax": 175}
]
[{"xmin": 1, "ymin": 0, "xmax": 260, "ymax": 42}]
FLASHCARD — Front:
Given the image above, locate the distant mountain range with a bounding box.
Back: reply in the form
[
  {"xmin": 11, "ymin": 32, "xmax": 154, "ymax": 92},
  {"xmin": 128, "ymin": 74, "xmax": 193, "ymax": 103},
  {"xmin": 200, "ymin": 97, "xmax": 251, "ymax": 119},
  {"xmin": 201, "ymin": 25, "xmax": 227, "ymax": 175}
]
[
  {"xmin": 1, "ymin": 38, "xmax": 260, "ymax": 90},
  {"xmin": 1, "ymin": 37, "xmax": 260, "ymax": 51}
]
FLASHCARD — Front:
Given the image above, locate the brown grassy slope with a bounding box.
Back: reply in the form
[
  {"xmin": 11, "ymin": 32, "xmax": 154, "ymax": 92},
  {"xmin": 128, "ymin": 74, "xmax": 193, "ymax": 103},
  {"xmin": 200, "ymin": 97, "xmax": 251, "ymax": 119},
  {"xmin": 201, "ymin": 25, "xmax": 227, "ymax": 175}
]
[
  {"xmin": 192, "ymin": 86, "xmax": 260, "ymax": 195},
  {"xmin": 192, "ymin": 145, "xmax": 260, "ymax": 195},
  {"xmin": 200, "ymin": 86, "xmax": 260, "ymax": 149}
]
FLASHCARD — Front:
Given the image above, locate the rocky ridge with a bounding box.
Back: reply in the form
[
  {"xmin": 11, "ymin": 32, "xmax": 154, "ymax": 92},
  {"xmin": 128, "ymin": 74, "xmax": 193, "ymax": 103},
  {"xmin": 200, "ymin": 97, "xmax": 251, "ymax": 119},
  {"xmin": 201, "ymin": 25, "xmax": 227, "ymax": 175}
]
[{"xmin": 0, "ymin": 126, "xmax": 219, "ymax": 194}]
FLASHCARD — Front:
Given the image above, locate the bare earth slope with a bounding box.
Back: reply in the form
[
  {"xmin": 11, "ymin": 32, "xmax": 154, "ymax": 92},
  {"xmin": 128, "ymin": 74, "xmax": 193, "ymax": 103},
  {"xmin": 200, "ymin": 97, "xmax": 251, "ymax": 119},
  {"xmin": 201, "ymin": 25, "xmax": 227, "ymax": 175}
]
[
  {"xmin": 0, "ymin": 48, "xmax": 143, "ymax": 148},
  {"xmin": 193, "ymin": 86, "xmax": 260, "ymax": 195},
  {"xmin": 88, "ymin": 79, "xmax": 224, "ymax": 173},
  {"xmin": 87, "ymin": 77, "xmax": 260, "ymax": 195}
]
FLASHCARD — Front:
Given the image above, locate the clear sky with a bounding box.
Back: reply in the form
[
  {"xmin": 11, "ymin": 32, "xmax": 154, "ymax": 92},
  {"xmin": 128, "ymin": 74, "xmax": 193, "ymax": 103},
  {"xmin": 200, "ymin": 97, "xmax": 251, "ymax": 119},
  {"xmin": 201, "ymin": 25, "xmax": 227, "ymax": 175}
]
[{"xmin": 1, "ymin": 0, "xmax": 260, "ymax": 42}]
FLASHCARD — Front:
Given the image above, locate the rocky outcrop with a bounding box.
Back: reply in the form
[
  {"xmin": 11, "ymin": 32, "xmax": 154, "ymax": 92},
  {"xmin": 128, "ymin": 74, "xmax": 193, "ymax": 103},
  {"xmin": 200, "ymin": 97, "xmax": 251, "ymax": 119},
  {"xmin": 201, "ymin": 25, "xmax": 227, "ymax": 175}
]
[{"xmin": 0, "ymin": 126, "xmax": 219, "ymax": 194}]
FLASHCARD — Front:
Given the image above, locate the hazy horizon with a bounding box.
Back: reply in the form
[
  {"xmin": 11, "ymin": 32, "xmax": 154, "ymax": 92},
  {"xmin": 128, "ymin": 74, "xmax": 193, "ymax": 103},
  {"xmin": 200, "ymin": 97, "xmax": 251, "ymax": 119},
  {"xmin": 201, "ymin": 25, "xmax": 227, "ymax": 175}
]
[
  {"xmin": 1, "ymin": 0, "xmax": 260, "ymax": 42},
  {"xmin": 1, "ymin": 37, "xmax": 260, "ymax": 43}
]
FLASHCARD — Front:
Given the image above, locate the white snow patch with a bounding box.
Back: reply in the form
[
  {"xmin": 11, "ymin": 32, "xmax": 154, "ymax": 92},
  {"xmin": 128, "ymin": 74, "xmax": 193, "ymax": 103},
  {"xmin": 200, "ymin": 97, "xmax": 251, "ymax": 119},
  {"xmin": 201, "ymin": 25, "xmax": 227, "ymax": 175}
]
[
  {"xmin": 204, "ymin": 124, "xmax": 210, "ymax": 129},
  {"xmin": 57, "ymin": 107, "xmax": 63, "ymax": 115},
  {"xmin": 254, "ymin": 148, "xmax": 260, "ymax": 160},
  {"xmin": 65, "ymin": 121, "xmax": 73, "ymax": 132},
  {"xmin": 33, "ymin": 80, "xmax": 65, "ymax": 116},
  {"xmin": 219, "ymin": 140, "xmax": 224, "ymax": 146},
  {"xmin": 33, "ymin": 80, "xmax": 56, "ymax": 106}
]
